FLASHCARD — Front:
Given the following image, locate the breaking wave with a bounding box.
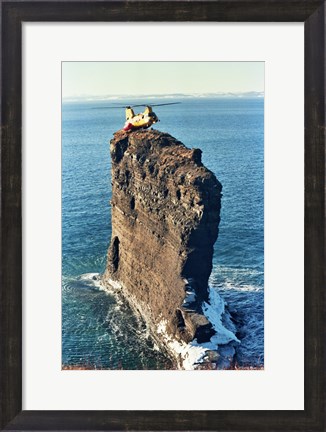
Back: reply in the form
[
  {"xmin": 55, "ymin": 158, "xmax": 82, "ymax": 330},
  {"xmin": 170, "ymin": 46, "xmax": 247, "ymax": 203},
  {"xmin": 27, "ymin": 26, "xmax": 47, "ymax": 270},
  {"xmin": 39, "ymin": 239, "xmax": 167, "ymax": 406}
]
[{"xmin": 62, "ymin": 272, "xmax": 173, "ymax": 370}]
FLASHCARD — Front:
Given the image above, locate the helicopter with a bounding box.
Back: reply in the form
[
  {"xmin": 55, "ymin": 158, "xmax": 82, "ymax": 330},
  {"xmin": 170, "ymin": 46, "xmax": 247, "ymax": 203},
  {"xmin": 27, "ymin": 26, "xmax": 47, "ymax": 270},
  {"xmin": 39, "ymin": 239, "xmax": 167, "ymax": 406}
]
[
  {"xmin": 99, "ymin": 102, "xmax": 180, "ymax": 132},
  {"xmin": 124, "ymin": 105, "xmax": 159, "ymax": 131}
]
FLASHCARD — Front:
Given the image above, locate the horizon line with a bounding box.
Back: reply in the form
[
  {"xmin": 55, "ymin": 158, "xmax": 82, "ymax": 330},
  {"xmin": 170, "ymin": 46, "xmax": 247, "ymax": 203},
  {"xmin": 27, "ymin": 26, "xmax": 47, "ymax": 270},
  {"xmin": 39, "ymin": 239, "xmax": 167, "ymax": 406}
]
[{"xmin": 62, "ymin": 91, "xmax": 265, "ymax": 103}]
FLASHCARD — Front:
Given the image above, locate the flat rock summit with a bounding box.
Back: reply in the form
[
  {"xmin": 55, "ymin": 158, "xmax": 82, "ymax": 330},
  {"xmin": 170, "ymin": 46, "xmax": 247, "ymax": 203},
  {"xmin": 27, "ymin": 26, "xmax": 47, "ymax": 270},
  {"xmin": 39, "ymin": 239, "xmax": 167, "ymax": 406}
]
[{"xmin": 102, "ymin": 129, "xmax": 236, "ymax": 369}]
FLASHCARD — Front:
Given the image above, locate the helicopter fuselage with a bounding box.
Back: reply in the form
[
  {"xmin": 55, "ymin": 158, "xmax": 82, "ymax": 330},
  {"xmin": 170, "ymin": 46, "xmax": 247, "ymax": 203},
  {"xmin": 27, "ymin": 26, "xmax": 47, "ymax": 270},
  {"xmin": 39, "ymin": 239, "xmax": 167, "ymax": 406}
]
[{"xmin": 123, "ymin": 106, "xmax": 159, "ymax": 131}]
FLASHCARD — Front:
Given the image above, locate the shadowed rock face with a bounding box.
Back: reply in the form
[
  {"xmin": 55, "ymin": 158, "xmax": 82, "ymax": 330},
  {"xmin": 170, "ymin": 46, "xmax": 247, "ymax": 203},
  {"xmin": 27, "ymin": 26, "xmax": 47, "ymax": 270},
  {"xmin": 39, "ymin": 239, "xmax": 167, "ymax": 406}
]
[{"xmin": 103, "ymin": 129, "xmax": 222, "ymax": 361}]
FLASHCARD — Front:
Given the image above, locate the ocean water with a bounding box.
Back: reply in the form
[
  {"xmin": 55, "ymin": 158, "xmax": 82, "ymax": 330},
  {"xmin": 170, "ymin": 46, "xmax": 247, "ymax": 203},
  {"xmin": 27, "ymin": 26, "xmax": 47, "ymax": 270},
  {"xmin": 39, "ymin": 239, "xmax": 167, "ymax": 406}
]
[{"xmin": 62, "ymin": 97, "xmax": 264, "ymax": 369}]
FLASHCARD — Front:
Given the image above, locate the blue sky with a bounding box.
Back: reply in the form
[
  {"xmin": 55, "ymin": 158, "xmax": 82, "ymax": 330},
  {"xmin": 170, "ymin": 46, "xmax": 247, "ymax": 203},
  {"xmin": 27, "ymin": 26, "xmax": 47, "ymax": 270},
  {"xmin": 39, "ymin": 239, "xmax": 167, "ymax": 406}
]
[{"xmin": 62, "ymin": 62, "xmax": 264, "ymax": 100}]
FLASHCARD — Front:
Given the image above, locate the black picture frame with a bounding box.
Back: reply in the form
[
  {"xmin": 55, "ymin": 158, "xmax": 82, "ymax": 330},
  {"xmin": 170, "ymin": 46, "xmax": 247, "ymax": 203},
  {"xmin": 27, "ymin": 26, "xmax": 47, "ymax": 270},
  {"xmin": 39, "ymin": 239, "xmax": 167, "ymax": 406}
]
[{"xmin": 1, "ymin": 1, "xmax": 325, "ymax": 431}]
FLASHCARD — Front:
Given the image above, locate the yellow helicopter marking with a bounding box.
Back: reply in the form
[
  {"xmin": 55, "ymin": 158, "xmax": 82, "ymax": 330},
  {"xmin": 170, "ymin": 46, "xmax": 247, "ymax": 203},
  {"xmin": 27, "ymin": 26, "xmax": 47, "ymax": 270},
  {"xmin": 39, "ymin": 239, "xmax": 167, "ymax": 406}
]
[{"xmin": 124, "ymin": 106, "xmax": 159, "ymax": 131}]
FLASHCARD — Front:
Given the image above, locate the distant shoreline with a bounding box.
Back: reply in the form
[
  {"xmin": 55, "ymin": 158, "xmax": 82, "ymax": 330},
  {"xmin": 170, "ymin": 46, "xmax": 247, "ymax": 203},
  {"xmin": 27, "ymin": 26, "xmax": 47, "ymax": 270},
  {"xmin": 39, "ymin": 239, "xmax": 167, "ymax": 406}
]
[{"xmin": 62, "ymin": 92, "xmax": 264, "ymax": 104}]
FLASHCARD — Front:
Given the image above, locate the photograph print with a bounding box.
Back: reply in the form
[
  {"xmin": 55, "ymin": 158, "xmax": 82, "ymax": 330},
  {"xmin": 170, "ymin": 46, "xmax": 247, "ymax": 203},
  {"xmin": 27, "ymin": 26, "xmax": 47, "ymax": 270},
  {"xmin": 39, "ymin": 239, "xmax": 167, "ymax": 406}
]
[{"xmin": 62, "ymin": 61, "xmax": 264, "ymax": 370}]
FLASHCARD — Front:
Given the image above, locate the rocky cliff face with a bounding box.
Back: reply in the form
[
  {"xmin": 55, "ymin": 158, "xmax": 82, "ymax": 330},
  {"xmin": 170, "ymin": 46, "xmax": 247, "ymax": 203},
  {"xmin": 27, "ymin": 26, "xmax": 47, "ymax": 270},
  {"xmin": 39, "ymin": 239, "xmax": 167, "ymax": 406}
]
[{"xmin": 102, "ymin": 129, "xmax": 236, "ymax": 369}]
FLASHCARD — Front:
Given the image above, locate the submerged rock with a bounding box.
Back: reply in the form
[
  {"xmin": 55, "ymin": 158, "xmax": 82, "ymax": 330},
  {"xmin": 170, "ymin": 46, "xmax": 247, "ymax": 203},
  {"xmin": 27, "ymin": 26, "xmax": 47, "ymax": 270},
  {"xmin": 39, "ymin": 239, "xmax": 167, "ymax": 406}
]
[{"xmin": 102, "ymin": 129, "xmax": 236, "ymax": 369}]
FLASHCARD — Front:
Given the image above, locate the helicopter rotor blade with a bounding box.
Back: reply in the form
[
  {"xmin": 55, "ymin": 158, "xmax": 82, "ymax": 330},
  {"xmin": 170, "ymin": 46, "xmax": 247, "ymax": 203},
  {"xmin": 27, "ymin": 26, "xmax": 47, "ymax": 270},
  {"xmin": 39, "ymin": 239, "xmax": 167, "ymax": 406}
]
[
  {"xmin": 92, "ymin": 105, "xmax": 128, "ymax": 109},
  {"xmin": 130, "ymin": 102, "xmax": 181, "ymax": 108},
  {"xmin": 92, "ymin": 102, "xmax": 181, "ymax": 109},
  {"xmin": 92, "ymin": 104, "xmax": 144, "ymax": 109},
  {"xmin": 150, "ymin": 102, "xmax": 181, "ymax": 107}
]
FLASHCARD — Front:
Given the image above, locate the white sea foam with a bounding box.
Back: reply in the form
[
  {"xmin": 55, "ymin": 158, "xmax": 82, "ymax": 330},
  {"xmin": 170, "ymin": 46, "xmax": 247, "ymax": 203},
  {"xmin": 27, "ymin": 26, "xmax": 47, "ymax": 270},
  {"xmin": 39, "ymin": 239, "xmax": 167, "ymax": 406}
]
[
  {"xmin": 209, "ymin": 268, "xmax": 263, "ymax": 292},
  {"xmin": 202, "ymin": 287, "xmax": 240, "ymax": 346},
  {"xmin": 79, "ymin": 272, "xmax": 104, "ymax": 289},
  {"xmin": 218, "ymin": 281, "xmax": 263, "ymax": 292},
  {"xmin": 214, "ymin": 264, "xmax": 263, "ymax": 274},
  {"xmin": 63, "ymin": 273, "xmax": 106, "ymax": 292},
  {"xmin": 157, "ymin": 320, "xmax": 208, "ymax": 370},
  {"xmin": 183, "ymin": 283, "xmax": 196, "ymax": 305},
  {"xmin": 157, "ymin": 285, "xmax": 239, "ymax": 370}
]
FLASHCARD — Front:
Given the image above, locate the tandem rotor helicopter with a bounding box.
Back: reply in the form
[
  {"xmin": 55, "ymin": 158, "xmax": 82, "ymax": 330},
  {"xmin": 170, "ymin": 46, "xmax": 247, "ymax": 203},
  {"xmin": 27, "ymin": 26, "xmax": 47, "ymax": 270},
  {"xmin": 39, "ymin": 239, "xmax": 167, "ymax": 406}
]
[{"xmin": 101, "ymin": 102, "xmax": 181, "ymax": 132}]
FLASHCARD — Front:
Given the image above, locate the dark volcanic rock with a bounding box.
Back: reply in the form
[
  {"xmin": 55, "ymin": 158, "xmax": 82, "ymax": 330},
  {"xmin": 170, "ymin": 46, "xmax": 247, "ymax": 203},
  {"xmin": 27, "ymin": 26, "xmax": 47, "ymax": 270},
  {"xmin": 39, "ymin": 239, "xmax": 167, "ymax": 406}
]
[{"xmin": 102, "ymin": 129, "xmax": 223, "ymax": 368}]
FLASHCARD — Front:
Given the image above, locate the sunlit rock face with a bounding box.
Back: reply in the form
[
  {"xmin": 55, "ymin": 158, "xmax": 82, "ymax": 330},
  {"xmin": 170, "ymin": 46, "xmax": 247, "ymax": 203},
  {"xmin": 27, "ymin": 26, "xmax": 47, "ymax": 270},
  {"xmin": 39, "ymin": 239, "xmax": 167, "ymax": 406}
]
[{"xmin": 103, "ymin": 129, "xmax": 223, "ymax": 368}]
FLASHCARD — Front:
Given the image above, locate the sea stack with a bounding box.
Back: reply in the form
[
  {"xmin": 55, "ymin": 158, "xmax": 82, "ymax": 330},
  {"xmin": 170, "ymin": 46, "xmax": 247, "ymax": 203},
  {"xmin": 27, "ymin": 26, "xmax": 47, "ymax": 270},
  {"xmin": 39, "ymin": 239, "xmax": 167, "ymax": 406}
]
[{"xmin": 102, "ymin": 129, "xmax": 236, "ymax": 369}]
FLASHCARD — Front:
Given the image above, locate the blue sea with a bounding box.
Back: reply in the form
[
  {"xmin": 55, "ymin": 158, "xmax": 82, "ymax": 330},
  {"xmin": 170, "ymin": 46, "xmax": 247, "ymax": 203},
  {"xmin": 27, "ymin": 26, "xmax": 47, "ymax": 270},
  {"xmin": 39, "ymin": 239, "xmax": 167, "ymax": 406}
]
[{"xmin": 62, "ymin": 97, "xmax": 264, "ymax": 369}]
